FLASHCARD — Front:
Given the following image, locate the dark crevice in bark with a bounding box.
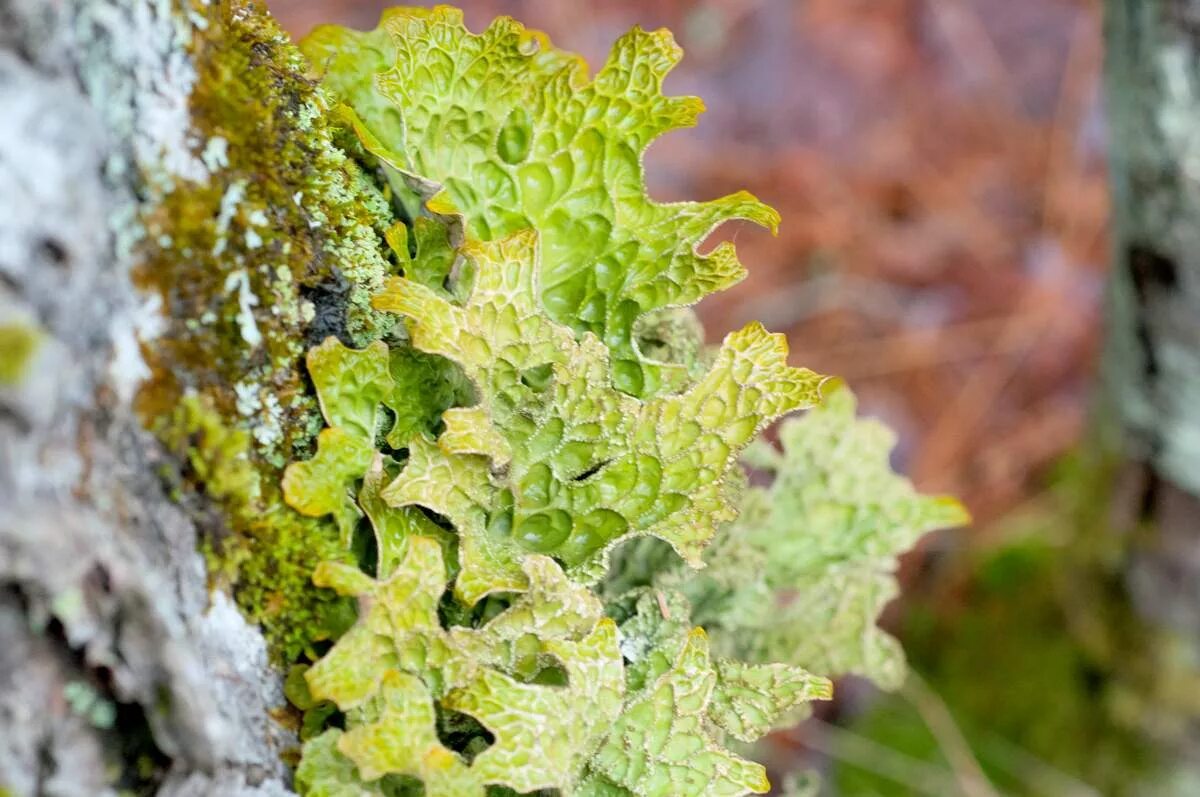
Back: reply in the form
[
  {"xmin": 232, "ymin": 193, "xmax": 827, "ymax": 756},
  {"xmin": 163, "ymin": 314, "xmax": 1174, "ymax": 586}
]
[
  {"xmin": 1126, "ymin": 242, "xmax": 1178, "ymax": 381},
  {"xmin": 0, "ymin": 586, "xmax": 172, "ymax": 794},
  {"xmin": 300, "ymin": 268, "xmax": 354, "ymax": 348}
]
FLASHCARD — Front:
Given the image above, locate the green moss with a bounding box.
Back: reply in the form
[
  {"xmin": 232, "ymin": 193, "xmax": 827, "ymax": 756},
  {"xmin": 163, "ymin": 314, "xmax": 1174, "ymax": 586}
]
[
  {"xmin": 0, "ymin": 322, "xmax": 41, "ymax": 385},
  {"xmin": 159, "ymin": 394, "xmax": 355, "ymax": 660},
  {"xmin": 135, "ymin": 0, "xmax": 399, "ymax": 661}
]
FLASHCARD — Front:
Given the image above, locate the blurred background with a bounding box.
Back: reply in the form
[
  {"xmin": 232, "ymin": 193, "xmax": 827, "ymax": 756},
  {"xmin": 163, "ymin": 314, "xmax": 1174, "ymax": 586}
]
[{"xmin": 269, "ymin": 1, "xmax": 1128, "ymax": 794}]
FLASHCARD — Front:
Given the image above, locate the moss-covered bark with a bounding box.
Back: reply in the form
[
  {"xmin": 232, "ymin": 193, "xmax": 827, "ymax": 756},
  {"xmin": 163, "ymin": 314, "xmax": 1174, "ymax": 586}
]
[
  {"xmin": 0, "ymin": 0, "xmax": 399, "ymax": 791},
  {"xmin": 134, "ymin": 0, "xmax": 405, "ymax": 662}
]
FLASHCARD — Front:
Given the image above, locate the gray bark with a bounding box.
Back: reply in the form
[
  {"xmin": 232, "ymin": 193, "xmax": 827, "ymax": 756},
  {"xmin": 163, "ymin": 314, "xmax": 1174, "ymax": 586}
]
[
  {"xmin": 1104, "ymin": 0, "xmax": 1200, "ymax": 640},
  {"xmin": 0, "ymin": 0, "xmax": 292, "ymax": 793}
]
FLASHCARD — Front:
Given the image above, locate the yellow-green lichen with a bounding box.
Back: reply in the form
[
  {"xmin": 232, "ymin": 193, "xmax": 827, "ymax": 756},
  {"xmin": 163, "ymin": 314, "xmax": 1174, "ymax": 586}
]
[
  {"xmin": 370, "ymin": 229, "xmax": 826, "ymax": 604},
  {"xmin": 0, "ymin": 322, "xmax": 41, "ymax": 386},
  {"xmin": 279, "ymin": 11, "xmax": 851, "ymax": 789}
]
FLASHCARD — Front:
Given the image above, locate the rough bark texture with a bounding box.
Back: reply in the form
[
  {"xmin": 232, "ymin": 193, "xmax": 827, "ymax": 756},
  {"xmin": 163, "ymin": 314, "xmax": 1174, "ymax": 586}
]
[
  {"xmin": 1104, "ymin": 0, "xmax": 1200, "ymax": 642},
  {"xmin": 0, "ymin": 0, "xmax": 293, "ymax": 793}
]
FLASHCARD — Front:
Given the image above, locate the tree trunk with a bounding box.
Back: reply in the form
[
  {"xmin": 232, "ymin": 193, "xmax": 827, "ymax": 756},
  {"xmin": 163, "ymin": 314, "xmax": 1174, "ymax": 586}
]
[
  {"xmin": 0, "ymin": 0, "xmax": 305, "ymax": 793},
  {"xmin": 1104, "ymin": 0, "xmax": 1200, "ymax": 648}
]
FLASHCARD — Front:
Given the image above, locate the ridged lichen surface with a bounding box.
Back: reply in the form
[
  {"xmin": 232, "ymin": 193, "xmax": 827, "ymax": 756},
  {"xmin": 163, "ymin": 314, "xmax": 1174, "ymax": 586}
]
[{"xmin": 276, "ymin": 7, "xmax": 967, "ymax": 796}]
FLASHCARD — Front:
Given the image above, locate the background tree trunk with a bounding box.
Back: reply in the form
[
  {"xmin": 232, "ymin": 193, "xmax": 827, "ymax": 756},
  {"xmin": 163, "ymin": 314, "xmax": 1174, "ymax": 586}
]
[
  {"xmin": 0, "ymin": 0, "xmax": 293, "ymax": 793},
  {"xmin": 1104, "ymin": 0, "xmax": 1200, "ymax": 650}
]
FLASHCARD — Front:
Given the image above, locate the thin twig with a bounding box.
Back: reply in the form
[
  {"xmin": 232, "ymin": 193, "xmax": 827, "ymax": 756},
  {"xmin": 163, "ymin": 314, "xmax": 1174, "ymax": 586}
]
[
  {"xmin": 977, "ymin": 733, "xmax": 1102, "ymax": 797},
  {"xmin": 901, "ymin": 672, "xmax": 1000, "ymax": 797},
  {"xmin": 804, "ymin": 718, "xmax": 963, "ymax": 796}
]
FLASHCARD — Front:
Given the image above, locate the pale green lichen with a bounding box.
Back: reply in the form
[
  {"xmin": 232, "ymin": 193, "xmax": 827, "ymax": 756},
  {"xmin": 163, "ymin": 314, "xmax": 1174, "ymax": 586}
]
[
  {"xmin": 638, "ymin": 386, "xmax": 970, "ymax": 690},
  {"xmin": 588, "ymin": 629, "xmax": 770, "ymax": 796},
  {"xmin": 297, "ymin": 537, "xmax": 624, "ymax": 796},
  {"xmin": 295, "ymin": 535, "xmax": 804, "ymax": 797},
  {"xmin": 708, "ymin": 659, "xmax": 833, "ymax": 743}
]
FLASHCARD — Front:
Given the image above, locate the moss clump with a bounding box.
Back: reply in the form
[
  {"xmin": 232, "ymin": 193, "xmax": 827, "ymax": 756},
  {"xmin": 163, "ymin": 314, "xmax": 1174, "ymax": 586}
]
[
  {"xmin": 135, "ymin": 0, "xmax": 399, "ymax": 661},
  {"xmin": 159, "ymin": 394, "xmax": 356, "ymax": 660},
  {"xmin": 0, "ymin": 322, "xmax": 41, "ymax": 385}
]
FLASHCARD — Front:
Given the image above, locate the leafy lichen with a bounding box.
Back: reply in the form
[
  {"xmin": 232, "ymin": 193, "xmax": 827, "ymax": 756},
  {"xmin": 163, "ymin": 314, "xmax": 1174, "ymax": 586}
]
[
  {"xmin": 295, "ymin": 534, "xmax": 811, "ymax": 797},
  {"xmin": 296, "ymin": 536, "xmax": 624, "ymax": 796},
  {"xmin": 303, "ymin": 5, "xmax": 779, "ymax": 398},
  {"xmin": 270, "ymin": 7, "xmax": 969, "ymax": 794},
  {"xmin": 371, "ymin": 229, "xmax": 825, "ymax": 604},
  {"xmin": 629, "ymin": 386, "xmax": 970, "ymax": 690},
  {"xmin": 715, "ymin": 387, "xmax": 968, "ymax": 688}
]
